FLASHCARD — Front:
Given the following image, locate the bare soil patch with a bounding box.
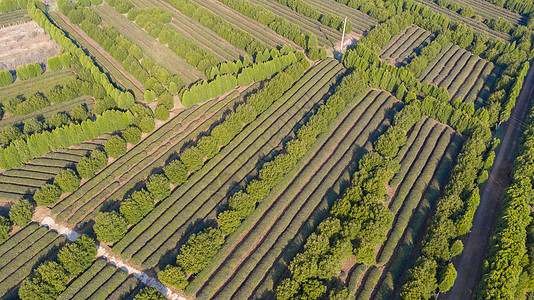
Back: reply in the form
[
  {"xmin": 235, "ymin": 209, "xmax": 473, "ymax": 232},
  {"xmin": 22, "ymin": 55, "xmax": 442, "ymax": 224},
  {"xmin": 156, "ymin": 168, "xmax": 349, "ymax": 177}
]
[{"xmin": 0, "ymin": 21, "xmax": 61, "ymax": 71}]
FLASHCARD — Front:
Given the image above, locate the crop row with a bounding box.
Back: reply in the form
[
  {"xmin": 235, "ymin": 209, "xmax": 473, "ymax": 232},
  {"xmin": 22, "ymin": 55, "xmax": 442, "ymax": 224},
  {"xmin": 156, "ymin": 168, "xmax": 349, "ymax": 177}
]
[
  {"xmin": 454, "ymin": 0, "xmax": 526, "ymax": 26},
  {"xmin": 66, "ymin": 86, "xmax": 250, "ymax": 228},
  {"xmin": 0, "ymin": 9, "xmax": 30, "ymax": 27},
  {"xmin": 94, "ymin": 3, "xmax": 204, "ymax": 82},
  {"xmin": 48, "ymin": 12, "xmax": 145, "ymax": 99},
  {"xmin": 411, "ymin": 0, "xmax": 510, "ymax": 40},
  {"xmin": 129, "ymin": 0, "xmax": 245, "ymax": 61},
  {"xmin": 0, "ymin": 69, "xmax": 75, "ymax": 101},
  {"xmin": 0, "ymin": 226, "xmax": 66, "ymax": 299},
  {"xmin": 304, "ymin": 0, "xmax": 377, "ymax": 34},
  {"xmin": 244, "ymin": 0, "xmax": 341, "ymax": 46},
  {"xmin": 112, "ymin": 60, "xmax": 343, "ymax": 267},
  {"xmin": 51, "ymin": 89, "xmax": 238, "ymax": 225},
  {"xmin": 195, "ymin": 91, "xmax": 398, "ymax": 300},
  {"xmin": 391, "ymin": 30, "xmax": 433, "ymax": 65},
  {"xmin": 380, "ymin": 26, "xmax": 419, "ymax": 58}
]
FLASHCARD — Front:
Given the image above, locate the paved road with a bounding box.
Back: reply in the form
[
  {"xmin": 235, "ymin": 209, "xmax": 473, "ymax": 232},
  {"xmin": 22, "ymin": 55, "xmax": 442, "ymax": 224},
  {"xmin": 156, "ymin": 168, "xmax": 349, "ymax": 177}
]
[{"xmin": 444, "ymin": 62, "xmax": 534, "ymax": 300}]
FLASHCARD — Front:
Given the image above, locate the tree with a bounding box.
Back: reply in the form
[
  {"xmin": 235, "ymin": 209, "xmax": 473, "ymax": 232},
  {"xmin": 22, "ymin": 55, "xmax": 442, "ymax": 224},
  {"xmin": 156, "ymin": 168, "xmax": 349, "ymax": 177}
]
[
  {"xmin": 146, "ymin": 174, "xmax": 170, "ymax": 201},
  {"xmin": 165, "ymin": 159, "xmax": 188, "ymax": 185},
  {"xmin": 70, "ymin": 104, "xmax": 90, "ymax": 123},
  {"xmin": 144, "ymin": 90, "xmax": 156, "ymax": 102},
  {"xmin": 217, "ymin": 209, "xmax": 241, "ymax": 235},
  {"xmin": 34, "ymin": 184, "xmax": 62, "ymax": 206},
  {"xmin": 400, "ymin": 258, "xmax": 438, "ymax": 300},
  {"xmin": 176, "ymin": 227, "xmax": 225, "ymax": 274},
  {"xmin": 439, "ymin": 263, "xmax": 457, "ymax": 293},
  {"xmin": 9, "ymin": 199, "xmax": 33, "ymax": 226},
  {"xmin": 0, "ymin": 70, "xmax": 13, "ymax": 87},
  {"xmin": 18, "ymin": 261, "xmax": 69, "ymax": 300},
  {"xmin": 155, "ymin": 104, "xmax": 170, "ymax": 121},
  {"xmin": 158, "ymin": 265, "xmax": 188, "ymax": 290},
  {"xmin": 57, "ymin": 235, "xmax": 97, "ymax": 277},
  {"xmin": 180, "ymin": 146, "xmax": 204, "ymax": 172},
  {"xmin": 94, "ymin": 211, "xmax": 128, "ymax": 243},
  {"xmin": 0, "ymin": 216, "xmax": 11, "ymax": 243},
  {"xmin": 120, "ymin": 189, "xmax": 154, "ymax": 224},
  {"xmin": 460, "ymin": 6, "xmax": 475, "ymax": 18},
  {"xmin": 133, "ymin": 287, "xmax": 166, "ymax": 300},
  {"xmin": 54, "ymin": 169, "xmax": 80, "ymax": 193},
  {"xmin": 122, "ymin": 126, "xmax": 142, "ymax": 144},
  {"xmin": 105, "ymin": 135, "xmax": 127, "ymax": 159},
  {"xmin": 197, "ymin": 136, "xmax": 219, "ymax": 159}
]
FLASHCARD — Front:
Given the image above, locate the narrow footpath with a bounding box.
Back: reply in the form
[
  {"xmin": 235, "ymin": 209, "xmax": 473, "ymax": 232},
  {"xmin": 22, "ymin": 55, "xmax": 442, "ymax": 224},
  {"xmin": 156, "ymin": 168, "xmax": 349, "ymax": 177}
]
[{"xmin": 444, "ymin": 62, "xmax": 534, "ymax": 299}]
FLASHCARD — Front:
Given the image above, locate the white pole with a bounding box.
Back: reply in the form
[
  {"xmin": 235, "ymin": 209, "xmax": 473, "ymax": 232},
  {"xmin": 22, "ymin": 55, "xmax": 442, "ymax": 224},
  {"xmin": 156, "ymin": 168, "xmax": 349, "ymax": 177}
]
[{"xmin": 340, "ymin": 17, "xmax": 347, "ymax": 53}]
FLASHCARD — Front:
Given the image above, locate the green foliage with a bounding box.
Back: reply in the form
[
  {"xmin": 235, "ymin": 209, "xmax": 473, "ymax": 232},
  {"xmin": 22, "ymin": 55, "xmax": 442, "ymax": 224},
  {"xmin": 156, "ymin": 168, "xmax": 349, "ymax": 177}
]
[
  {"xmin": 165, "ymin": 159, "xmax": 188, "ymax": 185},
  {"xmin": 120, "ymin": 189, "xmax": 154, "ymax": 224},
  {"xmin": 197, "ymin": 136, "xmax": 219, "ymax": 160},
  {"xmin": 16, "ymin": 63, "xmax": 43, "ymax": 81},
  {"xmin": 158, "ymin": 265, "xmax": 188, "ymax": 290},
  {"xmin": 133, "ymin": 287, "xmax": 166, "ymax": 300},
  {"xmin": 105, "ymin": 135, "xmax": 127, "ymax": 159},
  {"xmin": 34, "ymin": 184, "xmax": 62, "ymax": 206},
  {"xmin": 122, "ymin": 126, "xmax": 142, "ymax": 144},
  {"xmin": 54, "ymin": 169, "xmax": 81, "ymax": 193},
  {"xmin": 0, "ymin": 70, "xmax": 14, "ymax": 87},
  {"xmin": 57, "ymin": 235, "xmax": 97, "ymax": 277},
  {"xmin": 374, "ymin": 126, "xmax": 408, "ymax": 158},
  {"xmin": 400, "ymin": 258, "xmax": 438, "ymax": 300},
  {"xmin": 9, "ymin": 199, "xmax": 33, "ymax": 226},
  {"xmin": 19, "ymin": 261, "xmax": 69, "ymax": 300},
  {"xmin": 439, "ymin": 263, "xmax": 457, "ymax": 293},
  {"xmin": 146, "ymin": 174, "xmax": 170, "ymax": 201},
  {"xmin": 180, "ymin": 146, "xmax": 204, "ymax": 173},
  {"xmin": 0, "ymin": 216, "xmax": 11, "ymax": 243},
  {"xmin": 94, "ymin": 211, "xmax": 128, "ymax": 243},
  {"xmin": 144, "ymin": 90, "xmax": 156, "ymax": 102},
  {"xmin": 77, "ymin": 150, "xmax": 108, "ymax": 178},
  {"xmin": 217, "ymin": 209, "xmax": 241, "ymax": 235},
  {"xmin": 155, "ymin": 104, "xmax": 170, "ymax": 121},
  {"xmin": 175, "ymin": 228, "xmax": 225, "ymax": 274}
]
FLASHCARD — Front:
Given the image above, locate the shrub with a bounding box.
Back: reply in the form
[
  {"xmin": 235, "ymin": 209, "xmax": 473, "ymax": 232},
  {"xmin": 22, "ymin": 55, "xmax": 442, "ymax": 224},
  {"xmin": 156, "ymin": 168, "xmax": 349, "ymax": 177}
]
[
  {"xmin": 134, "ymin": 287, "xmax": 166, "ymax": 300},
  {"xmin": 144, "ymin": 90, "xmax": 156, "ymax": 102},
  {"xmin": 70, "ymin": 104, "xmax": 91, "ymax": 123},
  {"xmin": 16, "ymin": 63, "xmax": 43, "ymax": 81},
  {"xmin": 9, "ymin": 199, "xmax": 33, "ymax": 226},
  {"xmin": 138, "ymin": 115, "xmax": 155, "ymax": 133},
  {"xmin": 0, "ymin": 70, "xmax": 13, "ymax": 87},
  {"xmin": 165, "ymin": 159, "xmax": 188, "ymax": 185},
  {"xmin": 217, "ymin": 209, "xmax": 241, "ymax": 235},
  {"xmin": 57, "ymin": 235, "xmax": 97, "ymax": 277},
  {"xmin": 120, "ymin": 189, "xmax": 154, "ymax": 224},
  {"xmin": 77, "ymin": 150, "xmax": 108, "ymax": 178},
  {"xmin": 54, "ymin": 169, "xmax": 81, "ymax": 193},
  {"xmin": 34, "ymin": 184, "xmax": 62, "ymax": 206},
  {"xmin": 122, "ymin": 126, "xmax": 142, "ymax": 144},
  {"xmin": 105, "ymin": 135, "xmax": 127, "ymax": 158},
  {"xmin": 146, "ymin": 174, "xmax": 170, "ymax": 201},
  {"xmin": 0, "ymin": 216, "xmax": 10, "ymax": 243},
  {"xmin": 158, "ymin": 265, "xmax": 188, "ymax": 290},
  {"xmin": 94, "ymin": 211, "xmax": 128, "ymax": 243}
]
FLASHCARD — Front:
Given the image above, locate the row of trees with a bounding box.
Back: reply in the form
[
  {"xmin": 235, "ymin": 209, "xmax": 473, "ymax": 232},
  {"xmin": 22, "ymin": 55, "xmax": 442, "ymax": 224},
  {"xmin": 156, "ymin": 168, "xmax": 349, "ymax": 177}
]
[
  {"xmin": 181, "ymin": 52, "xmax": 297, "ymax": 107},
  {"xmin": 218, "ymin": 0, "xmax": 318, "ymax": 50},
  {"xmin": 432, "ymin": 0, "xmax": 475, "ymax": 18},
  {"xmin": 47, "ymin": 53, "xmax": 72, "ymax": 71},
  {"xmin": 28, "ymin": 2, "xmax": 135, "ymax": 109},
  {"xmin": 0, "ymin": 70, "xmax": 13, "ymax": 87},
  {"xmin": 93, "ymin": 62, "xmax": 305, "ymax": 246},
  {"xmin": 159, "ymin": 65, "xmax": 368, "ymax": 293},
  {"xmin": 482, "ymin": 0, "xmax": 534, "ymax": 15},
  {"xmin": 273, "ymin": 0, "xmax": 352, "ymax": 32},
  {"xmin": 18, "ymin": 235, "xmax": 97, "ymax": 299},
  {"xmin": 16, "ymin": 62, "xmax": 43, "ymax": 81},
  {"xmin": 474, "ymin": 96, "xmax": 534, "ymax": 299}
]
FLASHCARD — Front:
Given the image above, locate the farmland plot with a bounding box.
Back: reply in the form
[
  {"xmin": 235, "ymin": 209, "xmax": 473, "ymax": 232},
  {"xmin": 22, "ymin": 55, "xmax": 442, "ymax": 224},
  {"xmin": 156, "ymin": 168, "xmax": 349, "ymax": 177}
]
[
  {"xmin": 419, "ymin": 44, "xmax": 498, "ymax": 108},
  {"xmin": 0, "ymin": 9, "xmax": 31, "ymax": 28},
  {"xmin": 0, "ymin": 68, "xmax": 76, "ymax": 101},
  {"xmin": 245, "ymin": 0, "xmax": 342, "ymax": 46},
  {"xmin": 0, "ymin": 223, "xmax": 67, "ymax": 299},
  {"xmin": 111, "ymin": 60, "xmax": 345, "ymax": 268},
  {"xmin": 129, "ymin": 0, "xmax": 246, "ymax": 62},
  {"xmin": 49, "ymin": 12, "xmax": 145, "ymax": 99},
  {"xmin": 0, "ymin": 21, "xmax": 61, "ymax": 71},
  {"xmin": 189, "ymin": 0, "xmax": 300, "ymax": 49},
  {"xmin": 93, "ymin": 4, "xmax": 205, "ymax": 82},
  {"xmin": 58, "ymin": 258, "xmax": 143, "ymax": 300},
  {"xmin": 188, "ymin": 89, "xmax": 400, "ymax": 300},
  {"xmin": 412, "ymin": 0, "xmax": 510, "ymax": 40},
  {"xmin": 0, "ymin": 135, "xmax": 108, "ymax": 202},
  {"xmin": 452, "ymin": 0, "xmax": 527, "ymax": 26},
  {"xmin": 380, "ymin": 26, "xmax": 435, "ymax": 66},
  {"xmin": 304, "ymin": 0, "xmax": 378, "ymax": 35},
  {"xmin": 349, "ymin": 118, "xmax": 463, "ymax": 299},
  {"xmin": 51, "ymin": 85, "xmax": 254, "ymax": 228}
]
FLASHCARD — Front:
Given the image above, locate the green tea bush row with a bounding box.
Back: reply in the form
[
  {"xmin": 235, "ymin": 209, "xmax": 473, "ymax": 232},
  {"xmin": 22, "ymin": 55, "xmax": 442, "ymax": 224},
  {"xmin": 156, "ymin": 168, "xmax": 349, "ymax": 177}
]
[{"xmin": 273, "ymin": 0, "xmax": 352, "ymax": 32}]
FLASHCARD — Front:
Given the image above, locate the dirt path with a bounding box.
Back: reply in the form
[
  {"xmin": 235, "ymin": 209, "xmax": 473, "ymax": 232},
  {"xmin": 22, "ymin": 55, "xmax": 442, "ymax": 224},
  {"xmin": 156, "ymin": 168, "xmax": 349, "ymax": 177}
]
[
  {"xmin": 444, "ymin": 61, "xmax": 534, "ymax": 300},
  {"xmin": 33, "ymin": 208, "xmax": 186, "ymax": 300}
]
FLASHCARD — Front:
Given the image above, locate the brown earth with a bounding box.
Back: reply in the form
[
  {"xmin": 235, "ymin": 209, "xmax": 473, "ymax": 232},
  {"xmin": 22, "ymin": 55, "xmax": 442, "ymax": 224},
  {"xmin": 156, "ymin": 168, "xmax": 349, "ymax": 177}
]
[{"xmin": 0, "ymin": 21, "xmax": 61, "ymax": 71}]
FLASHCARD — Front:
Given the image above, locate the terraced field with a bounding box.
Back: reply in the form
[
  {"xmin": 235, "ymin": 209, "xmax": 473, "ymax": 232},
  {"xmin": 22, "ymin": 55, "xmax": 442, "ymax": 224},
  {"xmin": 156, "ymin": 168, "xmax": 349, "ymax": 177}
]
[
  {"xmin": 0, "ymin": 223, "xmax": 66, "ymax": 299},
  {"xmin": 380, "ymin": 26, "xmax": 435, "ymax": 65},
  {"xmin": 110, "ymin": 60, "xmax": 344, "ymax": 268},
  {"xmin": 419, "ymin": 44, "xmax": 499, "ymax": 108},
  {"xmin": 349, "ymin": 118, "xmax": 463, "ymax": 299},
  {"xmin": 188, "ymin": 89, "xmax": 400, "ymax": 300}
]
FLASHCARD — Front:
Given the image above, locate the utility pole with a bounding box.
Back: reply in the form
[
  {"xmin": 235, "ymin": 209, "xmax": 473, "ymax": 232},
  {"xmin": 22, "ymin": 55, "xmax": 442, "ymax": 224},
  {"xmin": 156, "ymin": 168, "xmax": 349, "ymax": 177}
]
[{"xmin": 339, "ymin": 17, "xmax": 348, "ymax": 54}]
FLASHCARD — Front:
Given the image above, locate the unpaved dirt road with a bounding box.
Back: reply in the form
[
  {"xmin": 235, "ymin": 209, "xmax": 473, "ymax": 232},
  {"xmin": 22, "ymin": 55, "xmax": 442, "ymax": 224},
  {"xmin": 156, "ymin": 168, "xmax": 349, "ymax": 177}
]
[{"xmin": 444, "ymin": 61, "xmax": 534, "ymax": 300}]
